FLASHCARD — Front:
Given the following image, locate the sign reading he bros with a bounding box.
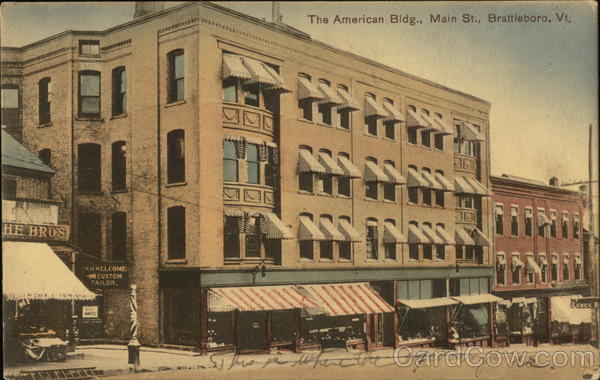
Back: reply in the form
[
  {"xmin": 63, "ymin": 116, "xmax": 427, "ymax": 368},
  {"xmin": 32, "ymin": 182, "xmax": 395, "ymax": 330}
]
[
  {"xmin": 2, "ymin": 222, "xmax": 70, "ymax": 241},
  {"xmin": 81, "ymin": 264, "xmax": 129, "ymax": 290}
]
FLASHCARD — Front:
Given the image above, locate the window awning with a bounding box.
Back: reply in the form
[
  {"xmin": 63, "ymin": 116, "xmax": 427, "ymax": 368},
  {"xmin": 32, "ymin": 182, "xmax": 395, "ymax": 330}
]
[
  {"xmin": 297, "ymin": 282, "xmax": 395, "ymax": 316},
  {"xmin": 318, "ymin": 153, "xmax": 344, "ymax": 176},
  {"xmin": 383, "ymin": 164, "xmax": 406, "ymax": 185},
  {"xmin": 510, "ymin": 207, "xmax": 518, "ymax": 217},
  {"xmin": 539, "ymin": 254, "xmax": 548, "ymax": 265},
  {"xmin": 512, "ymin": 255, "xmax": 524, "ymax": 270},
  {"xmin": 461, "ymin": 122, "xmax": 484, "ymax": 141},
  {"xmin": 454, "ymin": 176, "xmax": 475, "ymax": 194},
  {"xmin": 337, "ymin": 156, "xmax": 362, "ymax": 179},
  {"xmin": 320, "ymin": 218, "xmax": 345, "ymax": 241},
  {"xmin": 382, "ymin": 102, "xmax": 405, "ymax": 123},
  {"xmin": 419, "ymin": 170, "xmax": 443, "ymax": 190},
  {"xmin": 298, "ymin": 77, "xmax": 324, "ymax": 101},
  {"xmin": 338, "ymin": 219, "xmax": 362, "ymax": 242},
  {"xmin": 455, "ymin": 227, "xmax": 475, "ymax": 246},
  {"xmin": 262, "ymin": 212, "xmax": 294, "ymax": 240},
  {"xmin": 407, "ymin": 167, "xmax": 428, "ymax": 188},
  {"xmin": 526, "ymin": 256, "xmax": 542, "ymax": 274},
  {"xmin": 466, "ymin": 178, "xmax": 490, "ymax": 196},
  {"xmin": 551, "ymin": 296, "xmax": 592, "ymax": 324},
  {"xmin": 336, "ymin": 87, "xmax": 361, "ymax": 111},
  {"xmin": 575, "ymin": 255, "xmax": 582, "ymax": 264},
  {"xmin": 262, "ymin": 64, "xmax": 291, "ymax": 93},
  {"xmin": 435, "ymin": 225, "xmax": 455, "ymax": 245},
  {"xmin": 208, "ymin": 285, "xmax": 323, "ymax": 313},
  {"xmin": 317, "ymin": 82, "xmax": 344, "ymax": 106},
  {"xmin": 432, "ymin": 115, "xmax": 453, "ymax": 135},
  {"xmin": 364, "ymin": 161, "xmax": 389, "ymax": 183},
  {"xmin": 398, "ymin": 297, "xmax": 458, "ymax": 309},
  {"xmin": 222, "ymin": 54, "xmax": 252, "ymax": 80},
  {"xmin": 408, "ymin": 224, "xmax": 429, "ymax": 244},
  {"xmin": 364, "ymin": 97, "xmax": 387, "ymax": 119},
  {"xmin": 298, "ymin": 150, "xmax": 326, "ymax": 174},
  {"xmin": 383, "ymin": 222, "xmax": 407, "ymax": 244},
  {"xmin": 563, "ymin": 255, "xmax": 570, "ymax": 265},
  {"xmin": 434, "ymin": 173, "xmax": 455, "ymax": 192},
  {"xmin": 420, "ymin": 113, "xmax": 441, "ymax": 132},
  {"xmin": 538, "ymin": 213, "xmax": 551, "ymax": 227},
  {"xmin": 406, "ymin": 108, "xmax": 428, "ymax": 128},
  {"xmin": 242, "ymin": 57, "xmax": 277, "ymax": 86},
  {"xmin": 497, "ymin": 253, "xmax": 506, "ymax": 266},
  {"xmin": 299, "ymin": 216, "xmax": 325, "ymax": 241},
  {"xmin": 472, "ymin": 228, "xmax": 491, "ymax": 246},
  {"xmin": 421, "ymin": 224, "xmax": 443, "ymax": 245},
  {"xmin": 2, "ymin": 242, "xmax": 96, "ymax": 301},
  {"xmin": 552, "ymin": 255, "xmax": 559, "ymax": 264},
  {"xmin": 452, "ymin": 294, "xmax": 502, "ymax": 305}
]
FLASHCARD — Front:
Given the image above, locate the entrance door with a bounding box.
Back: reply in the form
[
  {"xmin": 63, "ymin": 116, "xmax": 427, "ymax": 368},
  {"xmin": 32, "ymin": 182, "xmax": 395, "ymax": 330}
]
[
  {"xmin": 536, "ymin": 299, "xmax": 549, "ymax": 342},
  {"xmin": 163, "ymin": 289, "xmax": 199, "ymax": 346},
  {"xmin": 237, "ymin": 311, "xmax": 267, "ymax": 352},
  {"xmin": 369, "ymin": 313, "xmax": 385, "ymax": 348}
]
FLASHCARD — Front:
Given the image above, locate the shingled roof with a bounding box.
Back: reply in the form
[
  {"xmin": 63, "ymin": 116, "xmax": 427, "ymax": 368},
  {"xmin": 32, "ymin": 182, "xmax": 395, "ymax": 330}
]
[{"xmin": 1, "ymin": 129, "xmax": 54, "ymax": 174}]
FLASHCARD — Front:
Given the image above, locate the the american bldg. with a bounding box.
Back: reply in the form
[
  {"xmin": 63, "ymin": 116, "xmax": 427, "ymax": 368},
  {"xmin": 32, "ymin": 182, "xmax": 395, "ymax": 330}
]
[{"xmin": 0, "ymin": 2, "xmax": 499, "ymax": 354}]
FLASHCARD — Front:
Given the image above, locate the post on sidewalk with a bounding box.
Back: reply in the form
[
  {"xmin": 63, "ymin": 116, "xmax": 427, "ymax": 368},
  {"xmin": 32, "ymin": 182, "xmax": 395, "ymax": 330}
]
[{"xmin": 128, "ymin": 284, "xmax": 140, "ymax": 371}]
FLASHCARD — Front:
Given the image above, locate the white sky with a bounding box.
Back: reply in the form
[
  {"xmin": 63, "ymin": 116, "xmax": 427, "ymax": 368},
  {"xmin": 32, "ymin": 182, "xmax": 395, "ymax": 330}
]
[{"xmin": 1, "ymin": 1, "xmax": 598, "ymax": 190}]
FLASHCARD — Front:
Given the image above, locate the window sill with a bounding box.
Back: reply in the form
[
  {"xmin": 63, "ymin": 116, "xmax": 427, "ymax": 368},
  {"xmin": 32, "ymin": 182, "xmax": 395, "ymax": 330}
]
[
  {"xmin": 407, "ymin": 142, "xmax": 419, "ymax": 147},
  {"xmin": 110, "ymin": 113, "xmax": 128, "ymax": 120},
  {"xmin": 339, "ymin": 258, "xmax": 352, "ymax": 262},
  {"xmin": 297, "ymin": 117, "xmax": 315, "ymax": 124},
  {"xmin": 337, "ymin": 194, "xmax": 352, "ymax": 199},
  {"xmin": 335, "ymin": 126, "xmax": 351, "ymax": 132},
  {"xmin": 384, "ymin": 259, "xmax": 398, "ymax": 263},
  {"xmin": 363, "ymin": 133, "xmax": 379, "ymax": 139},
  {"xmin": 316, "ymin": 122, "xmax": 335, "ymax": 128},
  {"xmin": 365, "ymin": 258, "xmax": 379, "ymax": 262},
  {"xmin": 76, "ymin": 117, "xmax": 103, "ymax": 122},
  {"xmin": 166, "ymin": 182, "xmax": 187, "ymax": 188},
  {"xmin": 407, "ymin": 202, "xmax": 419, "ymax": 206},
  {"xmin": 319, "ymin": 258, "xmax": 333, "ymax": 262},
  {"xmin": 383, "ymin": 199, "xmax": 396, "ymax": 204},
  {"xmin": 38, "ymin": 122, "xmax": 52, "ymax": 128},
  {"xmin": 382, "ymin": 137, "xmax": 397, "ymax": 142},
  {"xmin": 111, "ymin": 189, "xmax": 128, "ymax": 194},
  {"xmin": 299, "ymin": 258, "xmax": 314, "ymax": 262},
  {"xmin": 297, "ymin": 190, "xmax": 315, "ymax": 195},
  {"xmin": 80, "ymin": 54, "xmax": 101, "ymax": 59},
  {"xmin": 165, "ymin": 99, "xmax": 186, "ymax": 108},
  {"xmin": 364, "ymin": 198, "xmax": 379, "ymax": 202},
  {"xmin": 165, "ymin": 259, "xmax": 188, "ymax": 264},
  {"xmin": 408, "ymin": 259, "xmax": 419, "ymax": 262},
  {"xmin": 317, "ymin": 192, "xmax": 334, "ymax": 197}
]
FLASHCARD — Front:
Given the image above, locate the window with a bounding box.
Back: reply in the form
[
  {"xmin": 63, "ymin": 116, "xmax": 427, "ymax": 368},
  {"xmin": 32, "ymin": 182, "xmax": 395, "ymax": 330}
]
[
  {"xmin": 512, "ymin": 259, "xmax": 521, "ymax": 285},
  {"xmin": 383, "ymin": 161, "xmax": 396, "ymax": 201},
  {"xmin": 317, "ymin": 80, "xmax": 333, "ymax": 125},
  {"xmin": 79, "ymin": 40, "xmax": 99, "ymax": 55},
  {"xmin": 541, "ymin": 263, "xmax": 547, "ymax": 283},
  {"xmin": 300, "ymin": 213, "xmax": 315, "ymax": 260},
  {"xmin": 434, "ymin": 170, "xmax": 445, "ymax": 207},
  {"xmin": 495, "ymin": 205, "xmax": 504, "ymax": 235},
  {"xmin": 317, "ymin": 149, "xmax": 333, "ymax": 195},
  {"xmin": 265, "ymin": 148, "xmax": 277, "ymax": 188},
  {"xmin": 510, "ymin": 206, "xmax": 519, "ymax": 236},
  {"xmin": 2, "ymin": 176, "xmax": 17, "ymax": 199},
  {"xmin": 78, "ymin": 213, "xmax": 101, "ymax": 258},
  {"xmin": 112, "ymin": 67, "xmax": 127, "ymax": 116},
  {"xmin": 421, "ymin": 131, "xmax": 431, "ymax": 147},
  {"xmin": 223, "ymin": 141, "xmax": 238, "ymax": 182},
  {"xmin": 38, "ymin": 149, "xmax": 51, "ymax": 167},
  {"xmin": 365, "ymin": 93, "xmax": 378, "ymax": 136},
  {"xmin": 339, "ymin": 216, "xmax": 353, "ymax": 260},
  {"xmin": 435, "ymin": 223, "xmax": 446, "ymax": 260},
  {"xmin": 538, "ymin": 210, "xmax": 546, "ymax": 237},
  {"xmin": 319, "ymin": 215, "xmax": 334, "ymax": 260},
  {"xmin": 78, "ymin": 143, "xmax": 101, "ymax": 192},
  {"xmin": 38, "ymin": 77, "xmax": 51, "ymax": 124},
  {"xmin": 563, "ymin": 259, "xmax": 570, "ymax": 281},
  {"xmin": 456, "ymin": 194, "xmax": 474, "ymax": 209},
  {"xmin": 465, "ymin": 246, "xmax": 475, "ymax": 260},
  {"xmin": 408, "ymin": 165, "xmax": 419, "ymax": 204},
  {"xmin": 337, "ymin": 153, "xmax": 351, "ymax": 197},
  {"xmin": 2, "ymin": 85, "xmax": 19, "ymax": 133},
  {"xmin": 167, "ymin": 49, "xmax": 184, "ymax": 103},
  {"xmin": 111, "ymin": 141, "xmax": 126, "ymax": 191},
  {"xmin": 434, "ymin": 114, "xmax": 444, "ymax": 150},
  {"xmin": 423, "ymin": 222, "xmax": 433, "ymax": 260},
  {"xmin": 167, "ymin": 130, "xmax": 185, "ymax": 183},
  {"xmin": 409, "ymin": 221, "xmax": 419, "ymax": 260},
  {"xmin": 298, "ymin": 73, "xmax": 313, "ymax": 121},
  {"xmin": 421, "ymin": 168, "xmax": 432, "ymax": 206},
  {"xmin": 562, "ymin": 212, "xmax": 569, "ymax": 239},
  {"xmin": 223, "ymin": 77, "xmax": 237, "ymax": 102},
  {"xmin": 223, "ymin": 216, "xmax": 240, "ymax": 258},
  {"xmin": 298, "ymin": 149, "xmax": 314, "ymax": 192},
  {"xmin": 552, "ymin": 259, "xmax": 558, "ymax": 281},
  {"xmin": 1, "ymin": 86, "xmax": 19, "ymax": 109},
  {"xmin": 575, "ymin": 260, "xmax": 582, "ymax": 280},
  {"xmin": 525, "ymin": 208, "xmax": 533, "ymax": 237},
  {"xmin": 243, "ymin": 83, "xmax": 259, "ymax": 107},
  {"xmin": 167, "ymin": 206, "xmax": 186, "ymax": 259},
  {"xmin": 338, "ymin": 85, "xmax": 352, "ymax": 130},
  {"xmin": 550, "ymin": 211, "xmax": 557, "ymax": 237},
  {"xmin": 79, "ymin": 71, "xmax": 100, "ymax": 118},
  {"xmin": 527, "ymin": 265, "xmax": 534, "ymax": 284},
  {"xmin": 111, "ymin": 212, "xmax": 127, "ymax": 261},
  {"xmin": 246, "ymin": 144, "xmax": 260, "ymax": 184},
  {"xmin": 573, "ymin": 214, "xmax": 580, "ymax": 240},
  {"xmin": 366, "ymin": 218, "xmax": 378, "ymax": 260},
  {"xmin": 497, "ymin": 260, "xmax": 506, "ymax": 285},
  {"xmin": 365, "ymin": 158, "xmax": 378, "ymax": 200},
  {"xmin": 383, "ymin": 99, "xmax": 395, "ymax": 139},
  {"xmin": 245, "ymin": 219, "xmax": 260, "ymax": 258},
  {"xmin": 384, "ymin": 219, "xmax": 396, "ymax": 260},
  {"xmin": 407, "ymin": 105, "xmax": 418, "ymax": 145},
  {"xmin": 456, "ymin": 245, "xmax": 464, "ymax": 260}
]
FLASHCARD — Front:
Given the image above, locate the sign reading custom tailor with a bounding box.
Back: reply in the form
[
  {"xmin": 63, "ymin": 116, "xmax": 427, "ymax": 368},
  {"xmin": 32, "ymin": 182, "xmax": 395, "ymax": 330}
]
[
  {"xmin": 2, "ymin": 221, "xmax": 70, "ymax": 241},
  {"xmin": 81, "ymin": 264, "xmax": 129, "ymax": 290}
]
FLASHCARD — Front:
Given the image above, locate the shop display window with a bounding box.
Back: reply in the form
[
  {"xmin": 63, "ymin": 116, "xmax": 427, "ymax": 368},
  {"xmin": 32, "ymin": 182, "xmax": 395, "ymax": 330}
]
[
  {"xmin": 455, "ymin": 304, "xmax": 489, "ymax": 339},
  {"xmin": 301, "ymin": 315, "xmax": 365, "ymax": 348},
  {"xmin": 206, "ymin": 312, "xmax": 233, "ymax": 349}
]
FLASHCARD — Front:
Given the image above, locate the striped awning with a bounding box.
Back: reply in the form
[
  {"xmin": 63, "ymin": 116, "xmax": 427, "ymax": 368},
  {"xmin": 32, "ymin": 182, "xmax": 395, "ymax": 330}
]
[
  {"xmin": 420, "ymin": 112, "xmax": 441, "ymax": 132},
  {"xmin": 223, "ymin": 54, "xmax": 252, "ymax": 80},
  {"xmin": 454, "ymin": 177, "xmax": 475, "ymax": 194},
  {"xmin": 336, "ymin": 87, "xmax": 361, "ymax": 111},
  {"xmin": 338, "ymin": 219, "xmax": 362, "ymax": 242},
  {"xmin": 406, "ymin": 108, "xmax": 428, "ymax": 128},
  {"xmin": 299, "ymin": 216, "xmax": 325, "ymax": 241},
  {"xmin": 317, "ymin": 82, "xmax": 344, "ymax": 106},
  {"xmin": 461, "ymin": 122, "xmax": 484, "ymax": 141},
  {"xmin": 382, "ymin": 102, "xmax": 405, "ymax": 123},
  {"xmin": 435, "ymin": 225, "xmax": 455, "ymax": 245},
  {"xmin": 384, "ymin": 222, "xmax": 407, "ymax": 244},
  {"xmin": 407, "ymin": 168, "xmax": 428, "ymax": 187},
  {"xmin": 298, "ymin": 77, "xmax": 324, "ymax": 101},
  {"xmin": 364, "ymin": 97, "xmax": 387, "ymax": 119},
  {"xmin": 337, "ymin": 156, "xmax": 362, "ymax": 179},
  {"xmin": 298, "ymin": 149, "xmax": 326, "ymax": 174},
  {"xmin": 319, "ymin": 218, "xmax": 344, "ymax": 241},
  {"xmin": 408, "ymin": 224, "xmax": 429, "ymax": 244},
  {"xmin": 383, "ymin": 164, "xmax": 406, "ymax": 185},
  {"xmin": 420, "ymin": 170, "xmax": 443, "ymax": 190},
  {"xmin": 455, "ymin": 227, "xmax": 475, "ymax": 246},
  {"xmin": 318, "ymin": 152, "xmax": 344, "ymax": 176},
  {"xmin": 398, "ymin": 297, "xmax": 458, "ymax": 309},
  {"xmin": 208, "ymin": 285, "xmax": 323, "ymax": 313},
  {"xmin": 527, "ymin": 256, "xmax": 542, "ymax": 274},
  {"xmin": 364, "ymin": 161, "xmax": 389, "ymax": 183},
  {"xmin": 432, "ymin": 115, "xmax": 453, "ymax": 135},
  {"xmin": 466, "ymin": 178, "xmax": 490, "ymax": 196},
  {"xmin": 435, "ymin": 173, "xmax": 455, "ymax": 192},
  {"xmin": 262, "ymin": 64, "xmax": 291, "ymax": 93},
  {"xmin": 421, "ymin": 224, "xmax": 443, "ymax": 245},
  {"xmin": 473, "ymin": 228, "xmax": 491, "ymax": 246},
  {"xmin": 262, "ymin": 213, "xmax": 293, "ymax": 240},
  {"xmin": 298, "ymin": 283, "xmax": 395, "ymax": 316},
  {"xmin": 242, "ymin": 57, "xmax": 277, "ymax": 86}
]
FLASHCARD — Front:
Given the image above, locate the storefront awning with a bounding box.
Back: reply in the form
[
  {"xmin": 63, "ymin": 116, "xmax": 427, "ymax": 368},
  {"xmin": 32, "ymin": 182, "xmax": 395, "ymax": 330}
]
[
  {"xmin": 2, "ymin": 241, "xmax": 96, "ymax": 301},
  {"xmin": 382, "ymin": 102, "xmax": 405, "ymax": 123},
  {"xmin": 364, "ymin": 97, "xmax": 387, "ymax": 119},
  {"xmin": 320, "ymin": 218, "xmax": 345, "ymax": 241},
  {"xmin": 364, "ymin": 161, "xmax": 389, "ymax": 183},
  {"xmin": 298, "ymin": 149, "xmax": 326, "ymax": 174},
  {"xmin": 407, "ymin": 168, "xmax": 428, "ymax": 188},
  {"xmin": 526, "ymin": 256, "xmax": 542, "ymax": 274},
  {"xmin": 406, "ymin": 108, "xmax": 428, "ymax": 128},
  {"xmin": 299, "ymin": 216, "xmax": 325, "ymax": 241},
  {"xmin": 338, "ymin": 219, "xmax": 362, "ymax": 242},
  {"xmin": 432, "ymin": 115, "xmax": 453, "ymax": 135},
  {"xmin": 298, "ymin": 77, "xmax": 324, "ymax": 101},
  {"xmin": 337, "ymin": 156, "xmax": 362, "ymax": 179},
  {"xmin": 243, "ymin": 57, "xmax": 277, "ymax": 87},
  {"xmin": 397, "ymin": 297, "xmax": 458, "ymax": 309},
  {"xmin": 262, "ymin": 213, "xmax": 294, "ymax": 240},
  {"xmin": 452, "ymin": 294, "xmax": 502, "ymax": 305},
  {"xmin": 421, "ymin": 224, "xmax": 443, "ymax": 245},
  {"xmin": 383, "ymin": 164, "xmax": 406, "ymax": 185},
  {"xmin": 336, "ymin": 87, "xmax": 361, "ymax": 111},
  {"xmin": 455, "ymin": 227, "xmax": 475, "ymax": 246},
  {"xmin": 383, "ymin": 222, "xmax": 407, "ymax": 244},
  {"xmin": 208, "ymin": 285, "xmax": 323, "ymax": 313},
  {"xmin": 317, "ymin": 82, "xmax": 344, "ymax": 106},
  {"xmin": 461, "ymin": 122, "xmax": 484, "ymax": 141},
  {"xmin": 551, "ymin": 296, "xmax": 592, "ymax": 324},
  {"xmin": 298, "ymin": 283, "xmax": 394, "ymax": 316},
  {"xmin": 223, "ymin": 54, "xmax": 252, "ymax": 80},
  {"xmin": 435, "ymin": 173, "xmax": 455, "ymax": 192},
  {"xmin": 318, "ymin": 152, "xmax": 344, "ymax": 176},
  {"xmin": 408, "ymin": 224, "xmax": 429, "ymax": 244},
  {"xmin": 420, "ymin": 170, "xmax": 443, "ymax": 190},
  {"xmin": 472, "ymin": 228, "xmax": 491, "ymax": 246},
  {"xmin": 435, "ymin": 225, "xmax": 455, "ymax": 245}
]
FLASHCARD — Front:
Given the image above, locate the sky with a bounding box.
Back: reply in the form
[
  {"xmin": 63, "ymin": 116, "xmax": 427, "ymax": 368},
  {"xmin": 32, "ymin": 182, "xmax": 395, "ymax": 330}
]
[{"xmin": 1, "ymin": 1, "xmax": 598, "ymax": 191}]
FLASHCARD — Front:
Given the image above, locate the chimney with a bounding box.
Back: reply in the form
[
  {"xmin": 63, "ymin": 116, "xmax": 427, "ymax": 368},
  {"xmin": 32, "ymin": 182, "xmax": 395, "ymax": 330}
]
[
  {"xmin": 133, "ymin": 2, "xmax": 164, "ymax": 19},
  {"xmin": 549, "ymin": 177, "xmax": 559, "ymax": 186}
]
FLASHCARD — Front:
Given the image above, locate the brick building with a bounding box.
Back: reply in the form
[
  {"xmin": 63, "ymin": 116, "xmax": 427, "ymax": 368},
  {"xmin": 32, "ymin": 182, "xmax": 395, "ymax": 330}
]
[
  {"xmin": 491, "ymin": 174, "xmax": 590, "ymax": 346},
  {"xmin": 1, "ymin": 2, "xmax": 498, "ymax": 353}
]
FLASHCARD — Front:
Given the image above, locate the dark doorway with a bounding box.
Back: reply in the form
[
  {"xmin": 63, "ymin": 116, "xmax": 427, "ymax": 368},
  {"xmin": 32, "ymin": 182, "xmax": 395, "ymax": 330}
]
[{"xmin": 237, "ymin": 311, "xmax": 267, "ymax": 352}]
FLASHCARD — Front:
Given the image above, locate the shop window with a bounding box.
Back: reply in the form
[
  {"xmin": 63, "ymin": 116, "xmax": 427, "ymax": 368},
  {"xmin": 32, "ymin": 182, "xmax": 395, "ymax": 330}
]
[
  {"xmin": 79, "ymin": 40, "xmax": 99, "ymax": 55},
  {"xmin": 562, "ymin": 212, "xmax": 569, "ymax": 239},
  {"xmin": 111, "ymin": 141, "xmax": 127, "ymax": 191},
  {"xmin": 38, "ymin": 149, "xmax": 51, "ymax": 167},
  {"xmin": 244, "ymin": 220, "xmax": 260, "ymax": 258},
  {"xmin": 550, "ymin": 211, "xmax": 557, "ymax": 238},
  {"xmin": 551, "ymin": 261, "xmax": 558, "ymax": 281},
  {"xmin": 246, "ymin": 144, "xmax": 260, "ymax": 184},
  {"xmin": 223, "ymin": 216, "xmax": 240, "ymax": 258},
  {"xmin": 112, "ymin": 66, "xmax": 127, "ymax": 116},
  {"xmin": 78, "ymin": 143, "xmax": 101, "ymax": 193},
  {"xmin": 111, "ymin": 212, "xmax": 127, "ymax": 261},
  {"xmin": 511, "ymin": 207, "xmax": 519, "ymax": 236},
  {"xmin": 525, "ymin": 208, "xmax": 533, "ymax": 237},
  {"xmin": 573, "ymin": 214, "xmax": 580, "ymax": 240},
  {"xmin": 495, "ymin": 205, "xmax": 504, "ymax": 235},
  {"xmin": 366, "ymin": 218, "xmax": 378, "ymax": 260},
  {"xmin": 223, "ymin": 141, "xmax": 238, "ymax": 182},
  {"xmin": 167, "ymin": 129, "xmax": 185, "ymax": 184},
  {"xmin": 78, "ymin": 70, "xmax": 100, "ymax": 118},
  {"xmin": 167, "ymin": 206, "xmax": 186, "ymax": 260},
  {"xmin": 563, "ymin": 260, "xmax": 569, "ymax": 281},
  {"xmin": 222, "ymin": 77, "xmax": 237, "ymax": 102},
  {"xmin": 78, "ymin": 213, "xmax": 101, "ymax": 258},
  {"xmin": 319, "ymin": 215, "xmax": 334, "ymax": 260},
  {"xmin": 167, "ymin": 49, "xmax": 184, "ymax": 103},
  {"xmin": 339, "ymin": 216, "xmax": 353, "ymax": 260},
  {"xmin": 457, "ymin": 304, "xmax": 489, "ymax": 339},
  {"xmin": 38, "ymin": 77, "xmax": 51, "ymax": 124}
]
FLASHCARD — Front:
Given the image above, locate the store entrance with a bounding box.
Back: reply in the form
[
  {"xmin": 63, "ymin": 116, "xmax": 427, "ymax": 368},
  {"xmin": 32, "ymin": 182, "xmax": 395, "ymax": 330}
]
[
  {"xmin": 237, "ymin": 311, "xmax": 267, "ymax": 352},
  {"xmin": 163, "ymin": 288, "xmax": 200, "ymax": 346}
]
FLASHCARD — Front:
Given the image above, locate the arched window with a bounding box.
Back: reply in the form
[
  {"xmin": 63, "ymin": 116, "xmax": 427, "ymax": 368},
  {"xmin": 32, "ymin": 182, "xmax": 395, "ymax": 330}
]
[
  {"xmin": 167, "ymin": 129, "xmax": 185, "ymax": 183},
  {"xmin": 112, "ymin": 141, "xmax": 127, "ymax": 191},
  {"xmin": 298, "ymin": 145, "xmax": 313, "ymax": 192},
  {"xmin": 337, "ymin": 152, "xmax": 351, "ymax": 197},
  {"xmin": 38, "ymin": 77, "xmax": 51, "ymax": 124},
  {"xmin": 339, "ymin": 215, "xmax": 353, "ymax": 260},
  {"xmin": 167, "ymin": 49, "xmax": 184, "ymax": 103},
  {"xmin": 167, "ymin": 206, "xmax": 186, "ymax": 259}
]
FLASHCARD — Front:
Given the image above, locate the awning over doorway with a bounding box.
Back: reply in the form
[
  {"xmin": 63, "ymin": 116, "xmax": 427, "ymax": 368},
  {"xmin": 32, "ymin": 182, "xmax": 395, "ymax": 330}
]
[
  {"xmin": 452, "ymin": 294, "xmax": 502, "ymax": 305},
  {"xmin": 2, "ymin": 241, "xmax": 96, "ymax": 301},
  {"xmin": 297, "ymin": 282, "xmax": 394, "ymax": 316},
  {"xmin": 208, "ymin": 285, "xmax": 322, "ymax": 313},
  {"xmin": 397, "ymin": 297, "xmax": 458, "ymax": 309}
]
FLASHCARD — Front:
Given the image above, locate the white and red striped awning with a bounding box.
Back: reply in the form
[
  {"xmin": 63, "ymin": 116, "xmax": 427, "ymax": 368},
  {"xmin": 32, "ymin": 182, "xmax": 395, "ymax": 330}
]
[
  {"xmin": 208, "ymin": 285, "xmax": 322, "ymax": 313},
  {"xmin": 298, "ymin": 283, "xmax": 394, "ymax": 316}
]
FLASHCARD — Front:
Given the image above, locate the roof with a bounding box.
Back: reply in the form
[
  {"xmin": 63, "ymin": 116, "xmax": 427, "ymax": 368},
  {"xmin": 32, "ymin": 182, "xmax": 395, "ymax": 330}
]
[
  {"xmin": 490, "ymin": 174, "xmax": 581, "ymax": 196},
  {"xmin": 1, "ymin": 129, "xmax": 54, "ymax": 174}
]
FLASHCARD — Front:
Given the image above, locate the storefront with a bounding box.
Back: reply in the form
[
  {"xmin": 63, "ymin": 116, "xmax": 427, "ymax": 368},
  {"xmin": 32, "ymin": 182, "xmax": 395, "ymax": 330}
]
[
  {"xmin": 507, "ymin": 297, "xmax": 537, "ymax": 345},
  {"xmin": 2, "ymin": 241, "xmax": 96, "ymax": 363},
  {"xmin": 494, "ymin": 300, "xmax": 511, "ymax": 347},
  {"xmin": 449, "ymin": 294, "xmax": 502, "ymax": 349},
  {"xmin": 550, "ymin": 295, "xmax": 592, "ymax": 344},
  {"xmin": 396, "ymin": 298, "xmax": 457, "ymax": 348}
]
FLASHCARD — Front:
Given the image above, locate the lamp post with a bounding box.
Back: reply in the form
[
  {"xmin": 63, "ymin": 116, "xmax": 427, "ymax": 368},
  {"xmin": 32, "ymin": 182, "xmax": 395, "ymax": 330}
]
[{"xmin": 128, "ymin": 284, "xmax": 140, "ymax": 370}]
